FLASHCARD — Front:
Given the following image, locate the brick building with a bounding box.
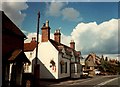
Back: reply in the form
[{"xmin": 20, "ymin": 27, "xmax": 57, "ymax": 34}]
[{"xmin": 2, "ymin": 11, "xmax": 30, "ymax": 87}]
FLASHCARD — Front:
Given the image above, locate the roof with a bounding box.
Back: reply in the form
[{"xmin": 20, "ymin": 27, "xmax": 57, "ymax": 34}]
[
  {"xmin": 85, "ymin": 53, "xmax": 101, "ymax": 66},
  {"xmin": 49, "ymin": 39, "xmax": 72, "ymax": 55},
  {"xmin": 8, "ymin": 49, "xmax": 30, "ymax": 64},
  {"xmin": 8, "ymin": 49, "xmax": 22, "ymax": 61},
  {"xmin": 2, "ymin": 11, "xmax": 26, "ymax": 38},
  {"xmin": 49, "ymin": 39, "xmax": 80, "ymax": 58},
  {"xmin": 24, "ymin": 41, "xmax": 38, "ymax": 52}
]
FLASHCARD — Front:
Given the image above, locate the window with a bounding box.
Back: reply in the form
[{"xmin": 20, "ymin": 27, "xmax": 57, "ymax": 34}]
[
  {"xmin": 77, "ymin": 64, "xmax": 80, "ymax": 73},
  {"xmin": 71, "ymin": 64, "xmax": 75, "ymax": 73},
  {"xmin": 60, "ymin": 62, "xmax": 67, "ymax": 74},
  {"xmin": 65, "ymin": 62, "xmax": 67, "ymax": 73},
  {"xmin": 60, "ymin": 64, "xmax": 64, "ymax": 73},
  {"xmin": 71, "ymin": 64, "xmax": 80, "ymax": 73},
  {"xmin": 24, "ymin": 63, "xmax": 29, "ymax": 72}
]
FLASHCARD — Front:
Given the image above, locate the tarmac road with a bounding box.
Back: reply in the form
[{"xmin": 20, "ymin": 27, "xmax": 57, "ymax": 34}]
[{"xmin": 39, "ymin": 75, "xmax": 120, "ymax": 87}]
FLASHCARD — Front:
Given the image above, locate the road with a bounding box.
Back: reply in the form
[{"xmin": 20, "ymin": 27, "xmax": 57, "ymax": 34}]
[{"xmin": 39, "ymin": 75, "xmax": 120, "ymax": 87}]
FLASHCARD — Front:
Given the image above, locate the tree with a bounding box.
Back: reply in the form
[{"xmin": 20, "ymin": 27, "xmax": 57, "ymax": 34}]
[{"xmin": 105, "ymin": 57, "xmax": 108, "ymax": 61}]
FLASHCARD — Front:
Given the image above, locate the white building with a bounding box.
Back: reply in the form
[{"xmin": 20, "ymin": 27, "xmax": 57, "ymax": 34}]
[{"xmin": 24, "ymin": 20, "xmax": 81, "ymax": 79}]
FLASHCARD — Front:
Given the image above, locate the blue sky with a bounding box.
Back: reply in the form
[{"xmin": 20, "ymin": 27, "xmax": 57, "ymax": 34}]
[
  {"xmin": 2, "ymin": 1, "xmax": 119, "ymax": 55},
  {"xmin": 21, "ymin": 2, "xmax": 118, "ymax": 35}
]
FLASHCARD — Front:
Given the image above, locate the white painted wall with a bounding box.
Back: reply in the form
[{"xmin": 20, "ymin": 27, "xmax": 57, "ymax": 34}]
[
  {"xmin": 24, "ymin": 50, "xmax": 36, "ymax": 73},
  {"xmin": 24, "ymin": 40, "xmax": 81, "ymax": 79},
  {"xmin": 38, "ymin": 41, "xmax": 59, "ymax": 79}
]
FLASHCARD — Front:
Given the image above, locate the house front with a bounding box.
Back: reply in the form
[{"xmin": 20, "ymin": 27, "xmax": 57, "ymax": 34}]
[
  {"xmin": 85, "ymin": 53, "xmax": 101, "ymax": 77},
  {"xmin": 24, "ymin": 20, "xmax": 81, "ymax": 79}
]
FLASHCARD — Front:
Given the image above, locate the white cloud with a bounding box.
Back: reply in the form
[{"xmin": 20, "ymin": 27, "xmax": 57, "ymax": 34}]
[
  {"xmin": 24, "ymin": 33, "xmax": 54, "ymax": 43},
  {"xmin": 71, "ymin": 19, "xmax": 118, "ymax": 54},
  {"xmin": 24, "ymin": 32, "xmax": 71, "ymax": 48},
  {"xmin": 62, "ymin": 7, "xmax": 80, "ymax": 21},
  {"xmin": 46, "ymin": 2, "xmax": 81, "ymax": 22},
  {"xmin": 46, "ymin": 2, "xmax": 65, "ymax": 17},
  {"xmin": 2, "ymin": 1, "xmax": 28, "ymax": 27},
  {"xmin": 61, "ymin": 33, "xmax": 71, "ymax": 46},
  {"xmin": 25, "ymin": 19, "xmax": 118, "ymax": 54},
  {"xmin": 24, "ymin": 33, "xmax": 41, "ymax": 43}
]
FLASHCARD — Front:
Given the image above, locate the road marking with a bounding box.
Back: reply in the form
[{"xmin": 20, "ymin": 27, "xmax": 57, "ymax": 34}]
[{"xmin": 94, "ymin": 77, "xmax": 120, "ymax": 87}]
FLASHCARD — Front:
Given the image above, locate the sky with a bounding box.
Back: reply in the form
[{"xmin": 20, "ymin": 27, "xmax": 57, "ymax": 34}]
[{"xmin": 1, "ymin": 0, "xmax": 120, "ymax": 56}]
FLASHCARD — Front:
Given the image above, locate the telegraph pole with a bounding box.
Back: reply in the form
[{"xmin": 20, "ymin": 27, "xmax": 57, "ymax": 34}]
[
  {"xmin": 35, "ymin": 11, "xmax": 40, "ymax": 64},
  {"xmin": 34, "ymin": 11, "xmax": 40, "ymax": 86}
]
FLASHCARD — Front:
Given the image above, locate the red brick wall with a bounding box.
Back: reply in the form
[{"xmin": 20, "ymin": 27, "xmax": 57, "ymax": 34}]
[
  {"xmin": 70, "ymin": 42, "xmax": 75, "ymax": 49},
  {"xmin": 41, "ymin": 27, "xmax": 50, "ymax": 42},
  {"xmin": 54, "ymin": 33, "xmax": 61, "ymax": 43}
]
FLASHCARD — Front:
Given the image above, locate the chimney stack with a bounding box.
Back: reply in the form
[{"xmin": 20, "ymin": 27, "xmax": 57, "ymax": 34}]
[
  {"xmin": 41, "ymin": 20, "xmax": 50, "ymax": 42},
  {"xmin": 54, "ymin": 29, "xmax": 61, "ymax": 43},
  {"xmin": 31, "ymin": 37, "xmax": 36, "ymax": 42},
  {"xmin": 70, "ymin": 40, "xmax": 75, "ymax": 49}
]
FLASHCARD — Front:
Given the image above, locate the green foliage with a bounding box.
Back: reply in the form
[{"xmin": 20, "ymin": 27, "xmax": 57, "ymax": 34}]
[{"xmin": 99, "ymin": 59, "xmax": 120, "ymax": 75}]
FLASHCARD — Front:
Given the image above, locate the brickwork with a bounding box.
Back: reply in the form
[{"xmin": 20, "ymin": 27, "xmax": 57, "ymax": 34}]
[
  {"xmin": 70, "ymin": 40, "xmax": 75, "ymax": 49},
  {"xmin": 41, "ymin": 20, "xmax": 50, "ymax": 42},
  {"xmin": 54, "ymin": 30, "xmax": 61, "ymax": 43}
]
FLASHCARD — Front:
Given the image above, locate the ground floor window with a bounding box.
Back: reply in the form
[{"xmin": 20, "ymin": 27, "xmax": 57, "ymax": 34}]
[
  {"xmin": 24, "ymin": 63, "xmax": 29, "ymax": 72},
  {"xmin": 71, "ymin": 64, "xmax": 80, "ymax": 73},
  {"xmin": 71, "ymin": 64, "xmax": 75, "ymax": 73},
  {"xmin": 65, "ymin": 62, "xmax": 67, "ymax": 73},
  {"xmin": 60, "ymin": 62, "xmax": 67, "ymax": 73}
]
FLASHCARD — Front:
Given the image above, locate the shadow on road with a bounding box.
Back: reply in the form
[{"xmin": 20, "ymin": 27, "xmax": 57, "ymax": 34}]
[{"xmin": 38, "ymin": 76, "xmax": 92, "ymax": 86}]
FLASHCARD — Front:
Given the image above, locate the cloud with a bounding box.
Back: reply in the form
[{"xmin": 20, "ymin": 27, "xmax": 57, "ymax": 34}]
[
  {"xmin": 71, "ymin": 19, "xmax": 118, "ymax": 54},
  {"xmin": 24, "ymin": 32, "xmax": 71, "ymax": 47},
  {"xmin": 25, "ymin": 19, "xmax": 118, "ymax": 55},
  {"xmin": 2, "ymin": 1, "xmax": 28, "ymax": 27},
  {"xmin": 61, "ymin": 33, "xmax": 71, "ymax": 46},
  {"xmin": 46, "ymin": 2, "xmax": 81, "ymax": 22},
  {"xmin": 62, "ymin": 7, "xmax": 80, "ymax": 21},
  {"xmin": 46, "ymin": 2, "xmax": 65, "ymax": 17},
  {"xmin": 24, "ymin": 33, "xmax": 41, "ymax": 43}
]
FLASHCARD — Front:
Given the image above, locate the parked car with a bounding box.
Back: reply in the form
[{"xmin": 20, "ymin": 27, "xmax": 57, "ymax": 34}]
[
  {"xmin": 95, "ymin": 69, "xmax": 101, "ymax": 75},
  {"xmin": 83, "ymin": 72, "xmax": 88, "ymax": 76}
]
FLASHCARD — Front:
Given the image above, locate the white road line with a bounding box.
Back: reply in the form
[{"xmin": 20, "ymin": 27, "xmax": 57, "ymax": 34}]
[{"xmin": 94, "ymin": 77, "xmax": 120, "ymax": 87}]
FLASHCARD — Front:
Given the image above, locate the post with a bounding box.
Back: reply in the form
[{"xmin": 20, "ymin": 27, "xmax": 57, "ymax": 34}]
[
  {"xmin": 35, "ymin": 11, "xmax": 40, "ymax": 64},
  {"xmin": 34, "ymin": 11, "xmax": 40, "ymax": 86}
]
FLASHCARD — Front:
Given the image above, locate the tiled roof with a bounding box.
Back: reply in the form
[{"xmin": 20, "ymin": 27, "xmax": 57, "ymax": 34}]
[
  {"xmin": 49, "ymin": 39, "xmax": 72, "ymax": 55},
  {"xmin": 24, "ymin": 41, "xmax": 38, "ymax": 52},
  {"xmin": 49, "ymin": 39, "xmax": 80, "ymax": 58},
  {"xmin": 85, "ymin": 53, "xmax": 101, "ymax": 66},
  {"xmin": 8, "ymin": 49, "xmax": 30, "ymax": 64},
  {"xmin": 2, "ymin": 11, "xmax": 26, "ymax": 38}
]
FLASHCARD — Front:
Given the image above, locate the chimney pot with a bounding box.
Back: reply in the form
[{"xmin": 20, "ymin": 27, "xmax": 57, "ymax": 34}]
[
  {"xmin": 70, "ymin": 40, "xmax": 75, "ymax": 49},
  {"xmin": 46, "ymin": 20, "xmax": 49, "ymax": 27},
  {"xmin": 54, "ymin": 29, "xmax": 61, "ymax": 43},
  {"xmin": 41, "ymin": 20, "xmax": 50, "ymax": 42},
  {"xmin": 31, "ymin": 37, "xmax": 36, "ymax": 42}
]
